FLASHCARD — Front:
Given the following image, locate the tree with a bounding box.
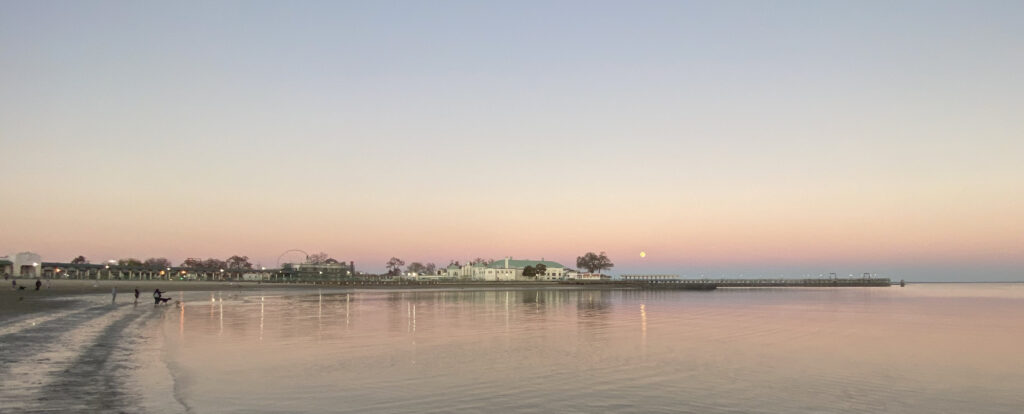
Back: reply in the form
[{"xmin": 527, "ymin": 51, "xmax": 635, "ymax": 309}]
[
  {"xmin": 406, "ymin": 262, "xmax": 426, "ymax": 275},
  {"xmin": 180, "ymin": 258, "xmax": 202, "ymax": 268},
  {"xmin": 386, "ymin": 257, "xmax": 405, "ymax": 276},
  {"xmin": 576, "ymin": 252, "xmax": 614, "ymax": 274},
  {"xmin": 118, "ymin": 258, "xmax": 143, "ymax": 267},
  {"xmin": 227, "ymin": 255, "xmax": 253, "ymax": 270},
  {"xmin": 535, "ymin": 263, "xmax": 547, "ymax": 277},
  {"xmin": 70, "ymin": 256, "xmax": 89, "ymax": 264},
  {"xmin": 143, "ymin": 257, "xmax": 172, "ymax": 268},
  {"xmin": 201, "ymin": 258, "xmax": 228, "ymax": 269},
  {"xmin": 308, "ymin": 252, "xmax": 330, "ymax": 264},
  {"xmin": 448, "ymin": 260, "xmax": 461, "ymax": 267},
  {"xmin": 522, "ymin": 265, "xmax": 537, "ymax": 277},
  {"xmin": 425, "ymin": 263, "xmax": 437, "ymax": 275}
]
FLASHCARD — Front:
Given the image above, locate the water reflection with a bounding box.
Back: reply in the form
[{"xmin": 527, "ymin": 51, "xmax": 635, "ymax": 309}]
[
  {"xmin": 161, "ymin": 286, "xmax": 1024, "ymax": 414},
  {"xmin": 640, "ymin": 303, "xmax": 647, "ymax": 349}
]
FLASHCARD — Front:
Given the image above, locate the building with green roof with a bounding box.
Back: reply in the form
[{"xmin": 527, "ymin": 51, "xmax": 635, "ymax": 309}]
[{"xmin": 439, "ymin": 257, "xmax": 568, "ymax": 281}]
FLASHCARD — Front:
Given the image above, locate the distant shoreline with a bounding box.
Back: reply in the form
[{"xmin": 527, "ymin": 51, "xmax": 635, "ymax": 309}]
[
  {"xmin": 4, "ymin": 278, "xmax": 1019, "ymax": 322},
  {"xmin": 0, "ymin": 279, "xmax": 628, "ymax": 322}
]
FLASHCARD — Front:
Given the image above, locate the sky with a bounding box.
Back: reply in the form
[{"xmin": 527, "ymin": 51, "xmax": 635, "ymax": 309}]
[{"xmin": 1, "ymin": 1, "xmax": 1022, "ymax": 281}]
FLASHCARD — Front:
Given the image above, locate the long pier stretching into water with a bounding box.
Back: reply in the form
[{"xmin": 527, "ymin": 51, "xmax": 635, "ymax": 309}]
[{"xmin": 617, "ymin": 274, "xmax": 891, "ymax": 288}]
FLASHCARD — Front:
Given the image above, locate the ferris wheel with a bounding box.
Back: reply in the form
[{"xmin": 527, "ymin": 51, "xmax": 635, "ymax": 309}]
[{"xmin": 277, "ymin": 249, "xmax": 309, "ymax": 267}]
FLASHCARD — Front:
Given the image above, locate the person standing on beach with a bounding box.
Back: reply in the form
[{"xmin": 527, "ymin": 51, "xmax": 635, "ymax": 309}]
[
  {"xmin": 35, "ymin": 279, "xmax": 42, "ymax": 291},
  {"xmin": 112, "ymin": 287, "xmax": 117, "ymax": 303},
  {"xmin": 154, "ymin": 289, "xmax": 163, "ymax": 305},
  {"xmin": 134, "ymin": 288, "xmax": 140, "ymax": 304}
]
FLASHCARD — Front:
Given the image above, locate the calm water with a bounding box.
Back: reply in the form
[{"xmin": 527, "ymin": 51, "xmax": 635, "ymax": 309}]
[{"xmin": 152, "ymin": 284, "xmax": 1024, "ymax": 413}]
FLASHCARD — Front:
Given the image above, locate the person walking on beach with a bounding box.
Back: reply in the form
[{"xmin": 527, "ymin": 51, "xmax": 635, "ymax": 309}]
[
  {"xmin": 112, "ymin": 287, "xmax": 117, "ymax": 303},
  {"xmin": 35, "ymin": 279, "xmax": 42, "ymax": 291},
  {"xmin": 134, "ymin": 287, "xmax": 140, "ymax": 304}
]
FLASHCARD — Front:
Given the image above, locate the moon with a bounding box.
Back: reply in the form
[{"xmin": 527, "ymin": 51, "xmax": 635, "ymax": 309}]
[{"xmin": 640, "ymin": 251, "xmax": 646, "ymax": 258}]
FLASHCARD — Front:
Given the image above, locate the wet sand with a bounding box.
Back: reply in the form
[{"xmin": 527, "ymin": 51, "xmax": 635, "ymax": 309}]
[
  {"xmin": 0, "ymin": 279, "xmax": 271, "ymax": 412},
  {"xmin": 0, "ymin": 279, "xmax": 266, "ymax": 322}
]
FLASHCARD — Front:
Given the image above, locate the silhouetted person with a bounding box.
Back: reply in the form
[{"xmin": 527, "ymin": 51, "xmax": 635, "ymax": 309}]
[
  {"xmin": 134, "ymin": 288, "xmax": 140, "ymax": 304},
  {"xmin": 112, "ymin": 287, "xmax": 117, "ymax": 303},
  {"xmin": 35, "ymin": 279, "xmax": 42, "ymax": 291},
  {"xmin": 153, "ymin": 289, "xmax": 171, "ymax": 304}
]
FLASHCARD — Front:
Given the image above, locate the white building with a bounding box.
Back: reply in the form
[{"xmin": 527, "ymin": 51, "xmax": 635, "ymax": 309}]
[
  {"xmin": 440, "ymin": 258, "xmax": 568, "ymax": 281},
  {"xmin": 1, "ymin": 252, "xmax": 42, "ymax": 277}
]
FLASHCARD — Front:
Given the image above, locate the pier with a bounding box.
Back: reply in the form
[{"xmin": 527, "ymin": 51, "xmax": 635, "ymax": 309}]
[{"xmin": 619, "ymin": 275, "xmax": 892, "ymax": 288}]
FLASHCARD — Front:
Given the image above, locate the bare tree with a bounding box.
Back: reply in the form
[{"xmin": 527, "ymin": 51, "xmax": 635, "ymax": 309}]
[
  {"xmin": 406, "ymin": 262, "xmax": 426, "ymax": 274},
  {"xmin": 118, "ymin": 258, "xmax": 143, "ymax": 267},
  {"xmin": 201, "ymin": 258, "xmax": 228, "ymax": 269},
  {"xmin": 308, "ymin": 252, "xmax": 330, "ymax": 264},
  {"xmin": 576, "ymin": 252, "xmax": 614, "ymax": 274},
  {"xmin": 227, "ymin": 255, "xmax": 253, "ymax": 270},
  {"xmin": 143, "ymin": 257, "xmax": 172, "ymax": 268},
  {"xmin": 386, "ymin": 257, "xmax": 406, "ymax": 276}
]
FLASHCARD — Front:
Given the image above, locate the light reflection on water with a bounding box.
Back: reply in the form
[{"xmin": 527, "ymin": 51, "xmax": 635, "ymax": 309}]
[{"xmin": 160, "ymin": 286, "xmax": 1024, "ymax": 413}]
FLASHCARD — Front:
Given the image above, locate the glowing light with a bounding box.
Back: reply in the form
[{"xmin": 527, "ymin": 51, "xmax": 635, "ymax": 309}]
[{"xmin": 640, "ymin": 251, "xmax": 646, "ymax": 258}]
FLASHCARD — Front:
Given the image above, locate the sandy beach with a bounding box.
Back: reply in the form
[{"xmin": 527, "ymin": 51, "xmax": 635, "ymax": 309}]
[{"xmin": 0, "ymin": 279, "xmax": 273, "ymax": 412}]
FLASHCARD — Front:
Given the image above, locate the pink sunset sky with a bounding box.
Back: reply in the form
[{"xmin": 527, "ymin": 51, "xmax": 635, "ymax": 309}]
[{"xmin": 2, "ymin": 2, "xmax": 1022, "ymax": 280}]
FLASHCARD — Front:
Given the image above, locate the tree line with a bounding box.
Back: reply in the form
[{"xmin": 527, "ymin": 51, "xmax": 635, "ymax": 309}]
[
  {"xmin": 68, "ymin": 255, "xmax": 256, "ymax": 270},
  {"xmin": 383, "ymin": 252, "xmax": 614, "ymax": 277},
  {"xmin": 66, "ymin": 251, "xmax": 352, "ymax": 270}
]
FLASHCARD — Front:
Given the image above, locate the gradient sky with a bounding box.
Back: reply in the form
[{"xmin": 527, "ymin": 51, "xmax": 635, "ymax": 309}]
[{"xmin": 2, "ymin": 1, "xmax": 1022, "ymax": 280}]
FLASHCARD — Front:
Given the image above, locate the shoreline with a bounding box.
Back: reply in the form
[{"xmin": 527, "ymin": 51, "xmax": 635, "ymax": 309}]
[
  {"xmin": 3, "ymin": 279, "xmax": 694, "ymax": 322},
  {"xmin": 0, "ymin": 278, "xmax": 906, "ymax": 321}
]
